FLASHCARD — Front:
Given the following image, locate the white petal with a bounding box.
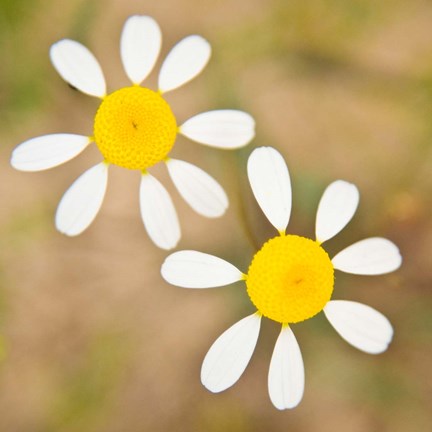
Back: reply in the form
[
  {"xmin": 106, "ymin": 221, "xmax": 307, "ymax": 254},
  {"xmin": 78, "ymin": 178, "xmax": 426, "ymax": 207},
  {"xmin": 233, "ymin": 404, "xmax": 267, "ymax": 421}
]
[
  {"xmin": 247, "ymin": 147, "xmax": 292, "ymax": 232},
  {"xmin": 140, "ymin": 173, "xmax": 180, "ymax": 250},
  {"xmin": 50, "ymin": 39, "xmax": 106, "ymax": 98},
  {"xmin": 120, "ymin": 15, "xmax": 162, "ymax": 85},
  {"xmin": 315, "ymin": 180, "xmax": 359, "ymax": 243},
  {"xmin": 158, "ymin": 35, "xmax": 211, "ymax": 93},
  {"xmin": 332, "ymin": 237, "xmax": 402, "ymax": 275},
  {"xmin": 201, "ymin": 314, "xmax": 261, "ymax": 393},
  {"xmin": 55, "ymin": 163, "xmax": 108, "ymax": 236},
  {"xmin": 324, "ymin": 300, "xmax": 393, "ymax": 354},
  {"xmin": 161, "ymin": 250, "xmax": 243, "ymax": 288},
  {"xmin": 11, "ymin": 134, "xmax": 90, "ymax": 172},
  {"xmin": 179, "ymin": 110, "xmax": 255, "ymax": 149},
  {"xmin": 268, "ymin": 326, "xmax": 305, "ymax": 410},
  {"xmin": 166, "ymin": 158, "xmax": 228, "ymax": 218}
]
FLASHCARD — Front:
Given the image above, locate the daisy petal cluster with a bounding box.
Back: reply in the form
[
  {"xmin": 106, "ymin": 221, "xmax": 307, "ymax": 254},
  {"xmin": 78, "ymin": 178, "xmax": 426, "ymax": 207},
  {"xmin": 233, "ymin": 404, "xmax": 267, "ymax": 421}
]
[
  {"xmin": 161, "ymin": 146, "xmax": 402, "ymax": 409},
  {"xmin": 11, "ymin": 15, "xmax": 255, "ymax": 249}
]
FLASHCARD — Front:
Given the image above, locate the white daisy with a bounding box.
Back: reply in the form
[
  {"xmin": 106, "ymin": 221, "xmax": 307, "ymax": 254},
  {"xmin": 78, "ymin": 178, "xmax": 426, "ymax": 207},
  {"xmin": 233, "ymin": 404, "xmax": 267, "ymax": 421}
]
[
  {"xmin": 161, "ymin": 146, "xmax": 402, "ymax": 409},
  {"xmin": 11, "ymin": 15, "xmax": 255, "ymax": 249}
]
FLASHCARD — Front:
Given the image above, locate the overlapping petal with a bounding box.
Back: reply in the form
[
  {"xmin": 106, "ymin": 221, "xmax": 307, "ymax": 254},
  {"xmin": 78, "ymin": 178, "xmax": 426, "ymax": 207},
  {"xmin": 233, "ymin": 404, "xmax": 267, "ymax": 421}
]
[
  {"xmin": 315, "ymin": 180, "xmax": 359, "ymax": 243},
  {"xmin": 55, "ymin": 162, "xmax": 108, "ymax": 236},
  {"xmin": 324, "ymin": 300, "xmax": 393, "ymax": 354},
  {"xmin": 179, "ymin": 110, "xmax": 255, "ymax": 149},
  {"xmin": 332, "ymin": 237, "xmax": 402, "ymax": 275},
  {"xmin": 161, "ymin": 251, "xmax": 244, "ymax": 288},
  {"xmin": 11, "ymin": 134, "xmax": 90, "ymax": 171},
  {"xmin": 247, "ymin": 147, "xmax": 292, "ymax": 232},
  {"xmin": 140, "ymin": 173, "xmax": 180, "ymax": 250},
  {"xmin": 50, "ymin": 39, "xmax": 106, "ymax": 98},
  {"xmin": 166, "ymin": 158, "xmax": 228, "ymax": 218},
  {"xmin": 120, "ymin": 15, "xmax": 162, "ymax": 84},
  {"xmin": 158, "ymin": 35, "xmax": 211, "ymax": 93},
  {"xmin": 268, "ymin": 326, "xmax": 305, "ymax": 410},
  {"xmin": 201, "ymin": 314, "xmax": 261, "ymax": 393}
]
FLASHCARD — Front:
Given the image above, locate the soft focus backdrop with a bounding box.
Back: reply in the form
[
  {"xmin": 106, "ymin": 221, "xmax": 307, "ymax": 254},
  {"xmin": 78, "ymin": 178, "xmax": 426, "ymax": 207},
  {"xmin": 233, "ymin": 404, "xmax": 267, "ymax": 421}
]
[{"xmin": 1, "ymin": 0, "xmax": 431, "ymax": 431}]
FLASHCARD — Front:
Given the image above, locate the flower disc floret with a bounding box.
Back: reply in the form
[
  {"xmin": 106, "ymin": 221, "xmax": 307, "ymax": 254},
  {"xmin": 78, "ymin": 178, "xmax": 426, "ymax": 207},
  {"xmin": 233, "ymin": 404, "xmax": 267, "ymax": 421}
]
[
  {"xmin": 246, "ymin": 234, "xmax": 334, "ymax": 324},
  {"xmin": 94, "ymin": 86, "xmax": 177, "ymax": 170}
]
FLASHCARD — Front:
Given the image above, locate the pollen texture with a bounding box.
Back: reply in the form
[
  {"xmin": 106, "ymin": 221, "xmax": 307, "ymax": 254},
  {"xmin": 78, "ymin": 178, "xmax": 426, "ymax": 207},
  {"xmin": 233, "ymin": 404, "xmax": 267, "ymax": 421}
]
[
  {"xmin": 246, "ymin": 235, "xmax": 334, "ymax": 324},
  {"xmin": 94, "ymin": 86, "xmax": 177, "ymax": 170}
]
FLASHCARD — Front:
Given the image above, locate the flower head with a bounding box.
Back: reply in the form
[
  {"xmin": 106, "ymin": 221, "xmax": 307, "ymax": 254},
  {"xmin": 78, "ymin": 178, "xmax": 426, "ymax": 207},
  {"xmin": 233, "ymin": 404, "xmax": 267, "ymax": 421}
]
[
  {"xmin": 11, "ymin": 15, "xmax": 255, "ymax": 249},
  {"xmin": 161, "ymin": 146, "xmax": 402, "ymax": 409}
]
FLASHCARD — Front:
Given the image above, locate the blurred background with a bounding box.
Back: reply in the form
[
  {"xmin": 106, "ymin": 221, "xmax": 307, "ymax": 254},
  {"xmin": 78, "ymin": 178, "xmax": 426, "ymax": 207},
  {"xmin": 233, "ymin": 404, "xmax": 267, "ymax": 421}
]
[{"xmin": 0, "ymin": 0, "xmax": 431, "ymax": 431}]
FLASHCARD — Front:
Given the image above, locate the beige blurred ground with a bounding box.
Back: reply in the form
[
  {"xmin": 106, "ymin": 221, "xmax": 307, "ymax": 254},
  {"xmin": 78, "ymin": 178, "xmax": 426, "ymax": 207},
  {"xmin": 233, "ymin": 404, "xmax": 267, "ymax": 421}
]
[{"xmin": 0, "ymin": 0, "xmax": 431, "ymax": 431}]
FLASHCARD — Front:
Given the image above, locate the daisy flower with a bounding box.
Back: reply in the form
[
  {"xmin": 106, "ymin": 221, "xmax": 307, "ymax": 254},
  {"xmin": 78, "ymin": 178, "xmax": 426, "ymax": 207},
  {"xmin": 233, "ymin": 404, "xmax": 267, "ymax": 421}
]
[
  {"xmin": 161, "ymin": 147, "xmax": 402, "ymax": 409},
  {"xmin": 11, "ymin": 15, "xmax": 255, "ymax": 249}
]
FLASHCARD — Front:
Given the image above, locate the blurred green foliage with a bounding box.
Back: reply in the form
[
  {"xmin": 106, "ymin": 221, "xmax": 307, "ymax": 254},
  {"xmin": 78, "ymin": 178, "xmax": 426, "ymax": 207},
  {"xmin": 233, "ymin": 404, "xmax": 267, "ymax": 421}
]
[{"xmin": 46, "ymin": 332, "xmax": 130, "ymax": 432}]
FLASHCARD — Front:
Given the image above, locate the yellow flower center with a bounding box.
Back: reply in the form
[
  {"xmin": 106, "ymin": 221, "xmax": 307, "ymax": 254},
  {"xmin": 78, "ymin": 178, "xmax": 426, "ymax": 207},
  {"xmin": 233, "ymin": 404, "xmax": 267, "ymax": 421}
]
[
  {"xmin": 93, "ymin": 86, "xmax": 177, "ymax": 170},
  {"xmin": 246, "ymin": 235, "xmax": 334, "ymax": 324}
]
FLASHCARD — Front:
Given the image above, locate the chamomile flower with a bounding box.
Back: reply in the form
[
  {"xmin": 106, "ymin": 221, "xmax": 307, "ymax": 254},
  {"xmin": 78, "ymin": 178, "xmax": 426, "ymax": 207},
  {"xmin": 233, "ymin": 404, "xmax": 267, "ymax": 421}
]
[
  {"xmin": 11, "ymin": 15, "xmax": 255, "ymax": 249},
  {"xmin": 161, "ymin": 147, "xmax": 402, "ymax": 409}
]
